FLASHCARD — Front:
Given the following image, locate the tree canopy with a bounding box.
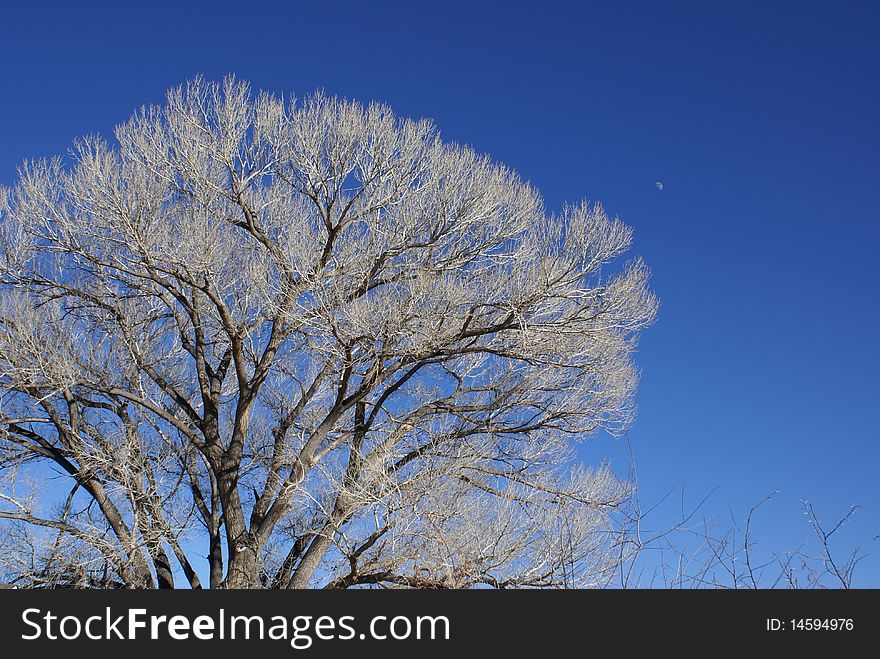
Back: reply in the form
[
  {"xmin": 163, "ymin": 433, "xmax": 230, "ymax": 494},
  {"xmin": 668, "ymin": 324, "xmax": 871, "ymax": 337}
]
[{"xmin": 0, "ymin": 78, "xmax": 656, "ymax": 588}]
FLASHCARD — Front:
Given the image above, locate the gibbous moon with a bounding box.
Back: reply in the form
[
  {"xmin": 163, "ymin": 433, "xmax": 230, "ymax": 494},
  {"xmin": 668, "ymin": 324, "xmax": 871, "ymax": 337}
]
[{"xmin": 655, "ymin": 181, "xmax": 664, "ymax": 191}]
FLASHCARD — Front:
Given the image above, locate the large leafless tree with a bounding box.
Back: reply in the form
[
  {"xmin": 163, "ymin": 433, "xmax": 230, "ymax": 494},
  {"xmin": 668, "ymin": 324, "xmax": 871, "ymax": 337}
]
[{"xmin": 0, "ymin": 78, "xmax": 657, "ymax": 588}]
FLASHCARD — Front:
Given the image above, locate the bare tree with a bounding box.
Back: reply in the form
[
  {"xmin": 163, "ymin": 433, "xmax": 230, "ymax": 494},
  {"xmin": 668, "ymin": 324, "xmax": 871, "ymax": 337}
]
[
  {"xmin": 611, "ymin": 482, "xmax": 874, "ymax": 589},
  {"xmin": 0, "ymin": 77, "xmax": 657, "ymax": 588}
]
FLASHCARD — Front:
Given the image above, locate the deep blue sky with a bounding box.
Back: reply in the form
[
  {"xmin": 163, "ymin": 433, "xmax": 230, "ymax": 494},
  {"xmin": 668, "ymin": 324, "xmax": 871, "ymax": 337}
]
[{"xmin": 2, "ymin": 1, "xmax": 878, "ymax": 585}]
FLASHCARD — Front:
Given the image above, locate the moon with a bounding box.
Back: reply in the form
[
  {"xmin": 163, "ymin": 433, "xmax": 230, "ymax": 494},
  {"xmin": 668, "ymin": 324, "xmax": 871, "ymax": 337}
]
[{"xmin": 655, "ymin": 181, "xmax": 664, "ymax": 191}]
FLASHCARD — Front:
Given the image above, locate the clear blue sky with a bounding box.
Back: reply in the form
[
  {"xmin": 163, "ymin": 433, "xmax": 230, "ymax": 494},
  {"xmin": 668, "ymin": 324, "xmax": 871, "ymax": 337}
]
[{"xmin": 2, "ymin": 0, "xmax": 877, "ymax": 585}]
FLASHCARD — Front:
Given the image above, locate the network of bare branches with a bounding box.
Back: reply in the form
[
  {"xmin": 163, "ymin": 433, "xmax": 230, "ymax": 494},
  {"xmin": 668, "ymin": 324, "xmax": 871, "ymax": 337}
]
[
  {"xmin": 611, "ymin": 481, "xmax": 873, "ymax": 589},
  {"xmin": 0, "ymin": 77, "xmax": 657, "ymax": 588}
]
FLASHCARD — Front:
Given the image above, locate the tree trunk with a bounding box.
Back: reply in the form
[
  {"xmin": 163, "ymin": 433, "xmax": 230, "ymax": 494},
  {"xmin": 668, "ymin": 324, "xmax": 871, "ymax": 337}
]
[{"xmin": 218, "ymin": 459, "xmax": 261, "ymax": 588}]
